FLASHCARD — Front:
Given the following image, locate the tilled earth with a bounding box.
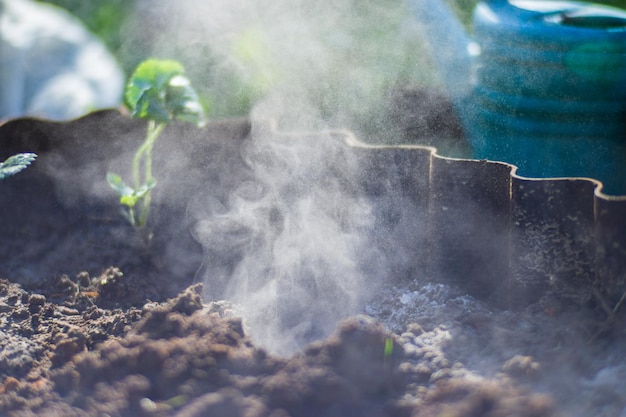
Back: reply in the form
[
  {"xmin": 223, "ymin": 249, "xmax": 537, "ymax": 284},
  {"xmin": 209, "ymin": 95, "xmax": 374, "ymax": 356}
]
[{"xmin": 1, "ymin": 275, "xmax": 560, "ymax": 417}]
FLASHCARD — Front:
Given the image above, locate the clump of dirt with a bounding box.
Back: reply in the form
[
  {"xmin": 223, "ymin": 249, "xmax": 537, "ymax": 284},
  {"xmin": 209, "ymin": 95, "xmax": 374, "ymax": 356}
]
[
  {"xmin": 1, "ymin": 280, "xmax": 557, "ymax": 417},
  {"xmin": 0, "ymin": 275, "xmax": 143, "ymax": 385}
]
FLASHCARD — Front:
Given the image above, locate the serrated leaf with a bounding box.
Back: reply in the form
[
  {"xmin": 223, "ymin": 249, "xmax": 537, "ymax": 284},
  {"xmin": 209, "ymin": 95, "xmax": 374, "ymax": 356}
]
[
  {"xmin": 125, "ymin": 59, "xmax": 184, "ymax": 107},
  {"xmin": 125, "ymin": 59, "xmax": 207, "ymax": 126},
  {"xmin": 166, "ymin": 75, "xmax": 206, "ymax": 127},
  {"xmin": 133, "ymin": 89, "xmax": 172, "ymax": 123},
  {"xmin": 0, "ymin": 153, "xmax": 37, "ymax": 180}
]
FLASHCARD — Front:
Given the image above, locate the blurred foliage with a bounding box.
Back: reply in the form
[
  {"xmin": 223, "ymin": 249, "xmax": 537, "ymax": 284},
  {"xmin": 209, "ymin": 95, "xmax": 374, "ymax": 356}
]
[
  {"xmin": 36, "ymin": 0, "xmax": 442, "ymax": 129},
  {"xmin": 36, "ymin": 0, "xmax": 626, "ymax": 143},
  {"xmin": 38, "ymin": 0, "xmax": 135, "ymax": 64}
]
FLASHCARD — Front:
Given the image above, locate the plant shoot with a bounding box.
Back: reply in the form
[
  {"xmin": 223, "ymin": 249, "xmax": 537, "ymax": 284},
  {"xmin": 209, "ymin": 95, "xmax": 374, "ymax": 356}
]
[{"xmin": 107, "ymin": 59, "xmax": 205, "ymax": 229}]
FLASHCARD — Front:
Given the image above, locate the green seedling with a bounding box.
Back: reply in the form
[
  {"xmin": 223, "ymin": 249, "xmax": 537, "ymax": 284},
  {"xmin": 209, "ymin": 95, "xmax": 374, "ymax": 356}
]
[
  {"xmin": 0, "ymin": 153, "xmax": 37, "ymax": 180},
  {"xmin": 107, "ymin": 59, "xmax": 205, "ymax": 229},
  {"xmin": 383, "ymin": 337, "xmax": 395, "ymax": 367},
  {"xmin": 384, "ymin": 337, "xmax": 394, "ymax": 358}
]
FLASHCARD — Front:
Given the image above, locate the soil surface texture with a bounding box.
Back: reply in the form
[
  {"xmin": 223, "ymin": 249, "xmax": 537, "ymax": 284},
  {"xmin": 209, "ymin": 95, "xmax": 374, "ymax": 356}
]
[{"xmin": 1, "ymin": 106, "xmax": 624, "ymax": 417}]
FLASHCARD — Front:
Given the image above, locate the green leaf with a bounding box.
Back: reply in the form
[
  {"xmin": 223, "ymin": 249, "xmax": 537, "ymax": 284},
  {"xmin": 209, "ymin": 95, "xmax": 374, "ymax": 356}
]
[
  {"xmin": 120, "ymin": 179, "xmax": 156, "ymax": 209},
  {"xmin": 120, "ymin": 194, "xmax": 139, "ymax": 207},
  {"xmin": 0, "ymin": 153, "xmax": 37, "ymax": 180},
  {"xmin": 125, "ymin": 59, "xmax": 184, "ymax": 108},
  {"xmin": 125, "ymin": 59, "xmax": 205, "ymax": 126},
  {"xmin": 107, "ymin": 172, "xmax": 134, "ymax": 197},
  {"xmin": 107, "ymin": 173, "xmax": 157, "ymax": 208},
  {"xmin": 166, "ymin": 75, "xmax": 206, "ymax": 127},
  {"xmin": 133, "ymin": 89, "xmax": 172, "ymax": 124},
  {"xmin": 135, "ymin": 178, "xmax": 157, "ymax": 198}
]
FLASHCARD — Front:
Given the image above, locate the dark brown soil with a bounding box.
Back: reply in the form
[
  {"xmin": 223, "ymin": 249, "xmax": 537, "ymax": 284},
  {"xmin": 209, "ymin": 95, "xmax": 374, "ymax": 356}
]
[
  {"xmin": 0, "ymin": 104, "xmax": 618, "ymax": 417},
  {"xmin": 0, "ymin": 279, "xmax": 558, "ymax": 417}
]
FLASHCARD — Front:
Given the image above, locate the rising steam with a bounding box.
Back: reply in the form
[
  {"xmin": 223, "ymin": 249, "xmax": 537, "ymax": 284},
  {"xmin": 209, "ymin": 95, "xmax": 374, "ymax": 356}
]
[
  {"xmin": 190, "ymin": 124, "xmax": 387, "ymax": 355},
  {"xmin": 126, "ymin": 0, "xmax": 431, "ymax": 354}
]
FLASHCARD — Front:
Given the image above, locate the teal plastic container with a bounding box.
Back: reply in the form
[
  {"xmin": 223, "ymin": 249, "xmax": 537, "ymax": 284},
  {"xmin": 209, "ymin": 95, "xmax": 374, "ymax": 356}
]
[{"xmin": 466, "ymin": 0, "xmax": 626, "ymax": 194}]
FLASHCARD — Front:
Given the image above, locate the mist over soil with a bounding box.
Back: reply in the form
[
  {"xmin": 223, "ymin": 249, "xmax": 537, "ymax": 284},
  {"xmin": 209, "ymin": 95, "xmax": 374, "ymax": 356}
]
[
  {"xmin": 189, "ymin": 120, "xmax": 391, "ymax": 355},
  {"xmin": 3, "ymin": 0, "xmax": 625, "ymax": 414},
  {"xmin": 0, "ymin": 109, "xmax": 625, "ymax": 416},
  {"xmin": 0, "ymin": 281, "xmax": 561, "ymax": 417}
]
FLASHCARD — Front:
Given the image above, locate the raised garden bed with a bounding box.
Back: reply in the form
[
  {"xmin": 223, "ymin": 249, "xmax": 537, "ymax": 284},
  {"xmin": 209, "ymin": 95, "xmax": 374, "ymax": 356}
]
[{"xmin": 1, "ymin": 109, "xmax": 625, "ymax": 416}]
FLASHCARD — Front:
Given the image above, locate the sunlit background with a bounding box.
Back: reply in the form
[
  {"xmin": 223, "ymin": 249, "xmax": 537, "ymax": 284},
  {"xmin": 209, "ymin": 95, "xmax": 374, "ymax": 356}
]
[
  {"xmin": 35, "ymin": 0, "xmax": 477, "ymax": 144},
  {"xmin": 16, "ymin": 0, "xmax": 621, "ymax": 153}
]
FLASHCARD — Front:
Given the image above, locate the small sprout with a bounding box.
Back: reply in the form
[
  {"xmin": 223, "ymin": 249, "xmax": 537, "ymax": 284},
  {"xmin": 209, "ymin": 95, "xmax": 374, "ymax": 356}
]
[
  {"xmin": 384, "ymin": 337, "xmax": 394, "ymax": 359},
  {"xmin": 0, "ymin": 153, "xmax": 37, "ymax": 180},
  {"xmin": 107, "ymin": 59, "xmax": 205, "ymax": 229}
]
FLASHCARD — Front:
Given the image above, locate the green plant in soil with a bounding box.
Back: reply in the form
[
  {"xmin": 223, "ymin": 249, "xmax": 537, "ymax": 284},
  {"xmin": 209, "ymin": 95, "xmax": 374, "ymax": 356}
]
[
  {"xmin": 0, "ymin": 153, "xmax": 37, "ymax": 180},
  {"xmin": 107, "ymin": 59, "xmax": 205, "ymax": 230}
]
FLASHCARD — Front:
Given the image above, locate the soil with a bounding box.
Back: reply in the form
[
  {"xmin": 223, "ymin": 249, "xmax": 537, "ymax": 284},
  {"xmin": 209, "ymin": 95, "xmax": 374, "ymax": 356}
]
[{"xmin": 1, "ymin": 102, "xmax": 625, "ymax": 417}]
